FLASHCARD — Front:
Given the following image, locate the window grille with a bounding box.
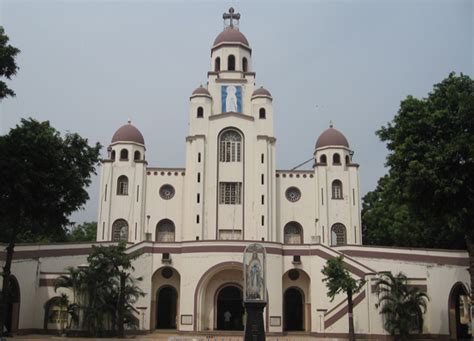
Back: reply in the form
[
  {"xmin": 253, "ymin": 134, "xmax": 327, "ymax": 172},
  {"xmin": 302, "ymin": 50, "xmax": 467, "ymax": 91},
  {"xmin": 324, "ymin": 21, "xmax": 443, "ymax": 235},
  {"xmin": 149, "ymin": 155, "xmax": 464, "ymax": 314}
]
[
  {"xmin": 156, "ymin": 219, "xmax": 175, "ymax": 242},
  {"xmin": 117, "ymin": 176, "xmax": 128, "ymax": 195},
  {"xmin": 219, "ymin": 130, "xmax": 242, "ymax": 162},
  {"xmin": 112, "ymin": 219, "xmax": 128, "ymax": 241},
  {"xmin": 331, "ymin": 223, "xmax": 346, "ymax": 246},
  {"xmin": 332, "ymin": 180, "xmax": 343, "ymax": 199},
  {"xmin": 284, "ymin": 222, "xmax": 303, "ymax": 244},
  {"xmin": 219, "ymin": 182, "xmax": 242, "ymax": 204}
]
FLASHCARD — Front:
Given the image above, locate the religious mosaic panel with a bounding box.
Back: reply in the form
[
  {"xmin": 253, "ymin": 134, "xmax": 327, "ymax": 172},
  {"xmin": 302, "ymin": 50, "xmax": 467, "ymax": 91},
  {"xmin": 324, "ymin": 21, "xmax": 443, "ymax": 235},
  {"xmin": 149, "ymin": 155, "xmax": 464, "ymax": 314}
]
[{"xmin": 221, "ymin": 85, "xmax": 242, "ymax": 113}]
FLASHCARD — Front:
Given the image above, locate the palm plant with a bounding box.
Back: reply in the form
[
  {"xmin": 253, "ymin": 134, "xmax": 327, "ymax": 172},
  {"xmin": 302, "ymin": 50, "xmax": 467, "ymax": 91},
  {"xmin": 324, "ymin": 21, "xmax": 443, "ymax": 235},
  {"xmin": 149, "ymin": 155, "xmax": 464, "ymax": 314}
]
[
  {"xmin": 374, "ymin": 272, "xmax": 429, "ymax": 341},
  {"xmin": 54, "ymin": 242, "xmax": 145, "ymax": 336},
  {"xmin": 46, "ymin": 294, "xmax": 79, "ymax": 335}
]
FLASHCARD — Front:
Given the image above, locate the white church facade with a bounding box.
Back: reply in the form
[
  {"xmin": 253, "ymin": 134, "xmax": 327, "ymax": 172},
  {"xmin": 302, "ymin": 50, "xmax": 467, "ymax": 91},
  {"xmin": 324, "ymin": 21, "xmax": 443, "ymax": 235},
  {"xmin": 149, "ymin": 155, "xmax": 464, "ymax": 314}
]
[{"xmin": 2, "ymin": 9, "xmax": 471, "ymax": 340}]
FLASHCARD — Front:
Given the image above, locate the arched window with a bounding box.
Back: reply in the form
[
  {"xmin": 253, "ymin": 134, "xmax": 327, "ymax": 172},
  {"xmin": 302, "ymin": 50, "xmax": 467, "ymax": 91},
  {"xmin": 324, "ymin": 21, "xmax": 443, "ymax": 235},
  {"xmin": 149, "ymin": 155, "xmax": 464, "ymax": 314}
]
[
  {"xmin": 197, "ymin": 106, "xmax": 204, "ymax": 118},
  {"xmin": 112, "ymin": 219, "xmax": 128, "ymax": 241},
  {"xmin": 242, "ymin": 57, "xmax": 248, "ymax": 72},
  {"xmin": 44, "ymin": 296, "xmax": 68, "ymax": 329},
  {"xmin": 333, "ymin": 153, "xmax": 341, "ymax": 165},
  {"xmin": 332, "ymin": 180, "xmax": 343, "ymax": 199},
  {"xmin": 259, "ymin": 108, "xmax": 266, "ymax": 119},
  {"xmin": 320, "ymin": 154, "xmax": 327, "ymax": 164},
  {"xmin": 219, "ymin": 130, "xmax": 242, "ymax": 162},
  {"xmin": 111, "ymin": 150, "xmax": 116, "ymax": 161},
  {"xmin": 228, "ymin": 55, "xmax": 235, "ymax": 71},
  {"xmin": 120, "ymin": 149, "xmax": 128, "ymax": 161},
  {"xmin": 215, "ymin": 57, "xmax": 221, "ymax": 72},
  {"xmin": 345, "ymin": 155, "xmax": 350, "ymax": 164},
  {"xmin": 117, "ymin": 175, "xmax": 129, "ymax": 195},
  {"xmin": 134, "ymin": 151, "xmax": 141, "ymax": 161},
  {"xmin": 331, "ymin": 223, "xmax": 346, "ymax": 246},
  {"xmin": 156, "ymin": 219, "xmax": 175, "ymax": 242},
  {"xmin": 284, "ymin": 222, "xmax": 303, "ymax": 244}
]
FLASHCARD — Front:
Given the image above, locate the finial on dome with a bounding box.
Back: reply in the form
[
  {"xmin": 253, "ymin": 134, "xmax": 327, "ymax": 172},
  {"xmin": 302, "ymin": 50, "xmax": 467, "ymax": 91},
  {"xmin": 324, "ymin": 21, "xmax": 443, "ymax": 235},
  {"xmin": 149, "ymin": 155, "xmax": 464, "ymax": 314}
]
[
  {"xmin": 329, "ymin": 120, "xmax": 333, "ymax": 128},
  {"xmin": 223, "ymin": 7, "xmax": 240, "ymax": 29},
  {"xmin": 128, "ymin": 118, "xmax": 132, "ymax": 124}
]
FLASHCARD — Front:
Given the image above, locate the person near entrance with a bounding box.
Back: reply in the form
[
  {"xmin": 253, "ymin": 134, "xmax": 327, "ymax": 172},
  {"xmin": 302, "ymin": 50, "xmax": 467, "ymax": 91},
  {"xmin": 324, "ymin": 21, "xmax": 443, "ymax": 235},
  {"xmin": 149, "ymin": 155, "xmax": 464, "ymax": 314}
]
[{"xmin": 224, "ymin": 310, "xmax": 232, "ymax": 330}]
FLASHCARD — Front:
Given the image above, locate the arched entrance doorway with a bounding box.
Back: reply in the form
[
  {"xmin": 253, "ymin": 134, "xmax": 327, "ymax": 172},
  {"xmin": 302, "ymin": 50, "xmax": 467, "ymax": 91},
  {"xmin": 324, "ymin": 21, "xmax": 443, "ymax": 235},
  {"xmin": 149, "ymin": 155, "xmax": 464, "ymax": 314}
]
[
  {"xmin": 156, "ymin": 286, "xmax": 178, "ymax": 329},
  {"xmin": 283, "ymin": 287, "xmax": 304, "ymax": 331},
  {"xmin": 216, "ymin": 285, "xmax": 244, "ymax": 331},
  {"xmin": 4, "ymin": 275, "xmax": 20, "ymax": 333},
  {"xmin": 448, "ymin": 282, "xmax": 471, "ymax": 340}
]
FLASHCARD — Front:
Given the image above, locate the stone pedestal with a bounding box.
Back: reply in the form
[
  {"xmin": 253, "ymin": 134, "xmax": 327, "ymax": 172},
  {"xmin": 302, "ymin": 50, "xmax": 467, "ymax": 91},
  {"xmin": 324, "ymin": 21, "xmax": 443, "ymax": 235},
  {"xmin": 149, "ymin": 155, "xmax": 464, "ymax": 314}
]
[{"xmin": 244, "ymin": 301, "xmax": 266, "ymax": 341}]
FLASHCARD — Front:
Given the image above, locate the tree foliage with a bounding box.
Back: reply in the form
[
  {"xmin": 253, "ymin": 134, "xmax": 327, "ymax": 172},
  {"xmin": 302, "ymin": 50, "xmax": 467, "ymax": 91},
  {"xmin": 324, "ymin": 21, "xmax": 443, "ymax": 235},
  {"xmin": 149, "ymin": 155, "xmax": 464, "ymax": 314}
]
[
  {"xmin": 66, "ymin": 222, "xmax": 97, "ymax": 242},
  {"xmin": 362, "ymin": 72, "xmax": 473, "ymax": 250},
  {"xmin": 374, "ymin": 272, "xmax": 429, "ymax": 340},
  {"xmin": 55, "ymin": 242, "xmax": 145, "ymax": 337},
  {"xmin": 0, "ymin": 26, "xmax": 20, "ymax": 99},
  {"xmin": 0, "ymin": 118, "xmax": 101, "ymax": 334},
  {"xmin": 322, "ymin": 256, "xmax": 365, "ymax": 341}
]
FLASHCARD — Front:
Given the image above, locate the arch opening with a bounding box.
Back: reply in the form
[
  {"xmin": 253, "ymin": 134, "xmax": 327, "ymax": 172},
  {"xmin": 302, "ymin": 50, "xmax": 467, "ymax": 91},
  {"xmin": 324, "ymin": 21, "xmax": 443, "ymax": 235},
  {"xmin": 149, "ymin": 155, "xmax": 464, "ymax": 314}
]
[
  {"xmin": 156, "ymin": 219, "xmax": 175, "ymax": 242},
  {"xmin": 120, "ymin": 148, "xmax": 128, "ymax": 160},
  {"xmin": 283, "ymin": 288, "xmax": 304, "ymax": 331},
  {"xmin": 284, "ymin": 222, "xmax": 303, "ymax": 244},
  {"xmin": 216, "ymin": 285, "xmax": 244, "ymax": 331},
  {"xmin": 215, "ymin": 57, "xmax": 221, "ymax": 72},
  {"xmin": 331, "ymin": 223, "xmax": 346, "ymax": 246},
  {"xmin": 448, "ymin": 282, "xmax": 471, "ymax": 340},
  {"xmin": 117, "ymin": 175, "xmax": 128, "ymax": 195},
  {"xmin": 242, "ymin": 57, "xmax": 248, "ymax": 72},
  {"xmin": 156, "ymin": 286, "xmax": 178, "ymax": 329},
  {"xmin": 197, "ymin": 106, "xmax": 204, "ymax": 118},
  {"xmin": 112, "ymin": 219, "xmax": 128, "ymax": 241},
  {"xmin": 228, "ymin": 55, "xmax": 235, "ymax": 71}
]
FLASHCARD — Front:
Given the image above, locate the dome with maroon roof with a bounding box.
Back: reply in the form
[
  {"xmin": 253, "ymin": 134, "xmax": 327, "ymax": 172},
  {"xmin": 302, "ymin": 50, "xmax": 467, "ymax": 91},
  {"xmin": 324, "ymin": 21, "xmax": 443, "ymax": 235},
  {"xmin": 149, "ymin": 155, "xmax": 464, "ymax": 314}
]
[
  {"xmin": 111, "ymin": 121, "xmax": 145, "ymax": 145},
  {"xmin": 191, "ymin": 85, "xmax": 211, "ymax": 97},
  {"xmin": 315, "ymin": 126, "xmax": 349, "ymax": 149},
  {"xmin": 213, "ymin": 27, "xmax": 250, "ymax": 47},
  {"xmin": 252, "ymin": 86, "xmax": 272, "ymax": 98}
]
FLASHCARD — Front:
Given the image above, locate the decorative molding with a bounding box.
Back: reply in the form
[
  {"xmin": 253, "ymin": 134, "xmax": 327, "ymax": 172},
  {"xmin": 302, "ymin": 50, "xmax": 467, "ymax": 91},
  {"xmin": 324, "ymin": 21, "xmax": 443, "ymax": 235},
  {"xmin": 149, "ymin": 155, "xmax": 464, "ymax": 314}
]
[
  {"xmin": 209, "ymin": 112, "xmax": 254, "ymax": 121},
  {"xmin": 269, "ymin": 316, "xmax": 281, "ymax": 326},
  {"xmin": 215, "ymin": 78, "xmax": 248, "ymax": 84},
  {"xmin": 181, "ymin": 315, "xmax": 193, "ymax": 325}
]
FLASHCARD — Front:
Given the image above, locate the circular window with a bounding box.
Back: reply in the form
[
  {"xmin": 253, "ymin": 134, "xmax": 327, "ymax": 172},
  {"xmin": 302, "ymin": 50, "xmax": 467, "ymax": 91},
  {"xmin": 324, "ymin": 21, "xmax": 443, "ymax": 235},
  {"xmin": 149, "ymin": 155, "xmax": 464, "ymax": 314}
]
[
  {"xmin": 159, "ymin": 184, "xmax": 175, "ymax": 200},
  {"xmin": 285, "ymin": 187, "xmax": 301, "ymax": 202},
  {"xmin": 161, "ymin": 267, "xmax": 173, "ymax": 279},
  {"xmin": 288, "ymin": 269, "xmax": 300, "ymax": 281}
]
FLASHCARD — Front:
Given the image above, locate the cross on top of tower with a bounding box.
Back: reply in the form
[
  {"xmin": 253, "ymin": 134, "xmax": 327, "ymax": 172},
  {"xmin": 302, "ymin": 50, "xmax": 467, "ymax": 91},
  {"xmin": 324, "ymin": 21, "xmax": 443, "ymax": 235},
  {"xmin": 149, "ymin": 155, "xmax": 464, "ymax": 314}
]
[{"xmin": 223, "ymin": 7, "xmax": 241, "ymax": 29}]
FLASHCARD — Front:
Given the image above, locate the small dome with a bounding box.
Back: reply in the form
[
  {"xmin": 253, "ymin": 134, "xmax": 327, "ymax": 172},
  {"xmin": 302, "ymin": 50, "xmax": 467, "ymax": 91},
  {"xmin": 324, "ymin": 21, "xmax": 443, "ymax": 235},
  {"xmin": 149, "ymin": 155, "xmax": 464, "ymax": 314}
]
[
  {"xmin": 213, "ymin": 27, "xmax": 249, "ymax": 47},
  {"xmin": 192, "ymin": 85, "xmax": 211, "ymax": 96},
  {"xmin": 315, "ymin": 127, "xmax": 349, "ymax": 149},
  {"xmin": 252, "ymin": 86, "xmax": 272, "ymax": 98},
  {"xmin": 111, "ymin": 121, "xmax": 145, "ymax": 145}
]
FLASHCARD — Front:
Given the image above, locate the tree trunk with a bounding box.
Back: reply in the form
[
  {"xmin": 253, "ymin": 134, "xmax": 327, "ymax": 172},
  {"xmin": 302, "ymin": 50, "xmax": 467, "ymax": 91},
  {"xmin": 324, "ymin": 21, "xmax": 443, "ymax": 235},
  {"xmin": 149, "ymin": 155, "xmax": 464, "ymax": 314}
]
[
  {"xmin": 117, "ymin": 272, "xmax": 126, "ymax": 338},
  {"xmin": 347, "ymin": 289, "xmax": 355, "ymax": 341},
  {"xmin": 0, "ymin": 240, "xmax": 15, "ymax": 337}
]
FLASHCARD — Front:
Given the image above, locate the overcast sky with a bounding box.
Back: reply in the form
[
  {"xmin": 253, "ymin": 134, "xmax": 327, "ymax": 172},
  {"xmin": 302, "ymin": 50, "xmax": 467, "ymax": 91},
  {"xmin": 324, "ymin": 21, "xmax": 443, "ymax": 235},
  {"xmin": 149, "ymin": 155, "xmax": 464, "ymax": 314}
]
[{"xmin": 1, "ymin": 0, "xmax": 472, "ymax": 224}]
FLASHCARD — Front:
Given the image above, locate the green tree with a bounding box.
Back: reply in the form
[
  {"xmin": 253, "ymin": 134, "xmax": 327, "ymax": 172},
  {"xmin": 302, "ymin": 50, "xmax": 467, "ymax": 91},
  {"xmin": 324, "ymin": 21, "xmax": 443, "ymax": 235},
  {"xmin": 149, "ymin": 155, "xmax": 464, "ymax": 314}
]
[
  {"xmin": 374, "ymin": 272, "xmax": 429, "ymax": 340},
  {"xmin": 0, "ymin": 26, "xmax": 20, "ymax": 100},
  {"xmin": 362, "ymin": 175, "xmax": 465, "ymax": 249},
  {"xmin": 364, "ymin": 72, "xmax": 474, "ymax": 322},
  {"xmin": 321, "ymin": 256, "xmax": 365, "ymax": 341},
  {"xmin": 0, "ymin": 119, "xmax": 101, "ymax": 335},
  {"xmin": 66, "ymin": 222, "xmax": 97, "ymax": 242}
]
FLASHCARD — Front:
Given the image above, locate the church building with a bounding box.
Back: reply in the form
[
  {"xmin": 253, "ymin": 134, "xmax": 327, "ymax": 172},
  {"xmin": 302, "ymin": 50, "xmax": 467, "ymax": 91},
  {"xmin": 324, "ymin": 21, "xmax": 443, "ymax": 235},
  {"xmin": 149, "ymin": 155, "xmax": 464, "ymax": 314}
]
[{"xmin": 2, "ymin": 8, "xmax": 471, "ymax": 340}]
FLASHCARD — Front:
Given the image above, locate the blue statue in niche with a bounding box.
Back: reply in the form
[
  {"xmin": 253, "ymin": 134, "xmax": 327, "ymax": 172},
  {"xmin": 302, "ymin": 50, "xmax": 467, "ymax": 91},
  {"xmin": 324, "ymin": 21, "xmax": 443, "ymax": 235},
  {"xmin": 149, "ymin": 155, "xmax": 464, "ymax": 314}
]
[{"xmin": 221, "ymin": 85, "xmax": 242, "ymax": 113}]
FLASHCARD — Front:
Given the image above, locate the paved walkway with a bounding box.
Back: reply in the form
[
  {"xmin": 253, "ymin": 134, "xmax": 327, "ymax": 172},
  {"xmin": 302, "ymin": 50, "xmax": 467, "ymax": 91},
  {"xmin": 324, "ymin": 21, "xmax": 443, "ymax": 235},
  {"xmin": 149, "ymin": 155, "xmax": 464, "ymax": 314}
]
[{"xmin": 8, "ymin": 335, "xmax": 322, "ymax": 341}]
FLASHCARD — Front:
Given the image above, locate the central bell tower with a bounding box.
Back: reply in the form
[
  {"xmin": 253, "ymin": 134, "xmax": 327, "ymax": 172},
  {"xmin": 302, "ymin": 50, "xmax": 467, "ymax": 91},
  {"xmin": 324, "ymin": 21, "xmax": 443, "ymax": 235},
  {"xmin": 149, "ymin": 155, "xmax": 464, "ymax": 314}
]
[{"xmin": 182, "ymin": 8, "xmax": 276, "ymax": 242}]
